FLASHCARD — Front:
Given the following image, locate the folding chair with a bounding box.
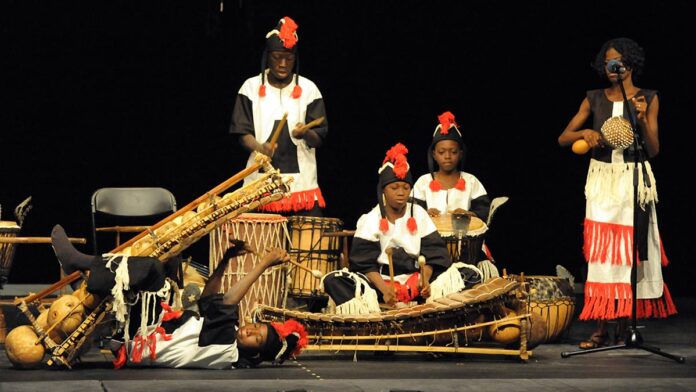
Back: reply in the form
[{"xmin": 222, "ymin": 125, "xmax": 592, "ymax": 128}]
[{"xmin": 90, "ymin": 187, "xmax": 177, "ymax": 255}]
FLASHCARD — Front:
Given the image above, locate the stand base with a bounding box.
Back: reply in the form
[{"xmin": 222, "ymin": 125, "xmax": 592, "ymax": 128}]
[{"xmin": 561, "ymin": 327, "xmax": 686, "ymax": 363}]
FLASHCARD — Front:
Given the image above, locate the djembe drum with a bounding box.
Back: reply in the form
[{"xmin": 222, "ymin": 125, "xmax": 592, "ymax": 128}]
[
  {"xmin": 525, "ymin": 275, "xmax": 576, "ymax": 343},
  {"xmin": 209, "ymin": 213, "xmax": 288, "ymax": 321},
  {"xmin": 0, "ymin": 220, "xmax": 21, "ymax": 288},
  {"xmin": 287, "ymin": 216, "xmax": 343, "ymax": 298},
  {"xmin": 431, "ymin": 214, "xmax": 488, "ymax": 263}
]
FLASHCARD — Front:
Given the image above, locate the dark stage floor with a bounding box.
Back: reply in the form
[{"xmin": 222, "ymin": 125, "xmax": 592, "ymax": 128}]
[{"xmin": 1, "ymin": 297, "xmax": 695, "ymax": 392}]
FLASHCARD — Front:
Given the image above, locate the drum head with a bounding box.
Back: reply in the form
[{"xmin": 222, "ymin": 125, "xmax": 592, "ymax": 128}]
[{"xmin": 431, "ymin": 213, "xmax": 487, "ymax": 237}]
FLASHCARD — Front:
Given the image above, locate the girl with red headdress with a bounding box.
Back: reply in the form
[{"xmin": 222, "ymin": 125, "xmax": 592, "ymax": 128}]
[{"xmin": 321, "ymin": 143, "xmax": 476, "ymax": 314}]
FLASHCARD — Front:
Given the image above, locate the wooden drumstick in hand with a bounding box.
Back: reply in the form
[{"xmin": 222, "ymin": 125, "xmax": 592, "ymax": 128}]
[
  {"xmin": 292, "ymin": 116, "xmax": 326, "ymax": 139},
  {"xmin": 297, "ymin": 116, "xmax": 325, "ymax": 132},
  {"xmin": 268, "ymin": 112, "xmax": 288, "ymax": 157},
  {"xmin": 250, "ymin": 248, "xmax": 322, "ymax": 279},
  {"xmin": 385, "ymin": 247, "xmax": 396, "ymax": 290},
  {"xmin": 287, "ymin": 258, "xmax": 323, "ymax": 279},
  {"xmin": 418, "ymin": 255, "xmax": 426, "ymax": 289}
]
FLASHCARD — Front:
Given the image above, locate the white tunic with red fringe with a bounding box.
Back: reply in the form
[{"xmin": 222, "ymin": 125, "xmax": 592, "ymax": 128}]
[
  {"xmin": 413, "ymin": 172, "xmax": 488, "ymax": 216},
  {"xmin": 580, "ymin": 98, "xmax": 676, "ymax": 320},
  {"xmin": 230, "ymin": 71, "xmax": 328, "ymax": 213},
  {"xmin": 413, "ymin": 172, "xmax": 493, "ymax": 261}
]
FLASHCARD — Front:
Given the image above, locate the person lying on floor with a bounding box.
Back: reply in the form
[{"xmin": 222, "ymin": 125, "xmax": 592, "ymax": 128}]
[
  {"xmin": 321, "ymin": 144, "xmax": 482, "ymax": 315},
  {"xmin": 51, "ymin": 224, "xmax": 308, "ymax": 369}
]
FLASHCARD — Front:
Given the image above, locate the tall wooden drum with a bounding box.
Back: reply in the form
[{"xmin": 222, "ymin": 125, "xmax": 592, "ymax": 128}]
[
  {"xmin": 0, "ymin": 220, "xmax": 20, "ymax": 288},
  {"xmin": 287, "ymin": 216, "xmax": 343, "ymax": 298},
  {"xmin": 209, "ymin": 213, "xmax": 288, "ymax": 322}
]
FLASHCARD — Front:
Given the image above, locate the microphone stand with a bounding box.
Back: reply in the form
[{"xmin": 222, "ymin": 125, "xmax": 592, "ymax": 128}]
[{"xmin": 561, "ymin": 73, "xmax": 685, "ymax": 363}]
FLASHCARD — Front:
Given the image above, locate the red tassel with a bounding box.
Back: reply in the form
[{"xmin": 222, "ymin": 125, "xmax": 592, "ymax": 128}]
[
  {"xmin": 659, "ymin": 234, "xmax": 670, "ymax": 266},
  {"xmin": 379, "ymin": 218, "xmax": 389, "ymax": 233},
  {"xmin": 112, "ymin": 344, "xmax": 127, "ymax": 369},
  {"xmin": 407, "ymin": 217, "xmax": 417, "ymax": 234},
  {"xmin": 147, "ymin": 334, "xmax": 158, "ymax": 361},
  {"xmin": 455, "ymin": 178, "xmax": 466, "ymax": 190},
  {"xmin": 580, "ymin": 281, "xmax": 678, "ymax": 320},
  {"xmin": 161, "ymin": 302, "xmax": 183, "ymax": 322},
  {"xmin": 130, "ymin": 336, "xmax": 145, "ymax": 363},
  {"xmin": 155, "ymin": 326, "xmax": 173, "ymax": 341},
  {"xmin": 258, "ymin": 84, "xmax": 266, "ymax": 97},
  {"xmin": 291, "ymin": 84, "xmax": 302, "ymax": 99},
  {"xmin": 483, "ymin": 242, "xmax": 494, "ymax": 261},
  {"xmin": 258, "ymin": 188, "xmax": 325, "ymax": 213},
  {"xmin": 583, "ymin": 219, "xmax": 634, "ymax": 266},
  {"xmin": 429, "ymin": 179, "xmax": 441, "ymax": 192}
]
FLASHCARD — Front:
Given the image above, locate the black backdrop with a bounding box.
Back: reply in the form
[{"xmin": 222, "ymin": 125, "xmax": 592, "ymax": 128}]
[{"xmin": 2, "ymin": 1, "xmax": 694, "ymax": 296}]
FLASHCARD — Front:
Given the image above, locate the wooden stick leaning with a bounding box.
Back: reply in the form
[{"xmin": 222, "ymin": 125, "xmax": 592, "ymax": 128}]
[
  {"xmin": 0, "ymin": 237, "xmax": 86, "ymax": 244},
  {"xmin": 16, "ymin": 271, "xmax": 82, "ymax": 305}
]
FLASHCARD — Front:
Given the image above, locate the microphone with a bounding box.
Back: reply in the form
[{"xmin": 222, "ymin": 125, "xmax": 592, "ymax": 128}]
[{"xmin": 607, "ymin": 59, "xmax": 626, "ymax": 74}]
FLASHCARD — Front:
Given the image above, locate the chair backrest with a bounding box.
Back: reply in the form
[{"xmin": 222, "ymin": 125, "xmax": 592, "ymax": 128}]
[
  {"xmin": 486, "ymin": 196, "xmax": 509, "ymax": 228},
  {"xmin": 91, "ymin": 187, "xmax": 177, "ymax": 254}
]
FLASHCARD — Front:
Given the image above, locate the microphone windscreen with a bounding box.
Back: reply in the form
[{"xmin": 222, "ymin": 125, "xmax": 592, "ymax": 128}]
[{"xmin": 606, "ymin": 59, "xmax": 625, "ymax": 73}]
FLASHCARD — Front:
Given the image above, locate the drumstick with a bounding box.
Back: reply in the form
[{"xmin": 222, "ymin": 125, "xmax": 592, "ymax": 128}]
[
  {"xmin": 287, "ymin": 258, "xmax": 323, "ymax": 279},
  {"xmin": 268, "ymin": 112, "xmax": 288, "ymax": 155},
  {"xmin": 250, "ymin": 249, "xmax": 322, "ymax": 279},
  {"xmin": 385, "ymin": 247, "xmax": 396, "ymax": 290},
  {"xmin": 295, "ymin": 116, "xmax": 325, "ymax": 133},
  {"xmin": 418, "ymin": 255, "xmax": 426, "ymax": 289}
]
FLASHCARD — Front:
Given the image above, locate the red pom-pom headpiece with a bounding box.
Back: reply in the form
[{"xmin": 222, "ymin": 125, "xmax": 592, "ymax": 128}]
[
  {"xmin": 382, "ymin": 143, "xmax": 410, "ymax": 180},
  {"xmin": 437, "ymin": 111, "xmax": 458, "ymax": 136},
  {"xmin": 278, "ymin": 17, "xmax": 299, "ymax": 49},
  {"xmin": 265, "ymin": 16, "xmax": 300, "ymax": 51},
  {"xmin": 270, "ymin": 319, "xmax": 308, "ymax": 357}
]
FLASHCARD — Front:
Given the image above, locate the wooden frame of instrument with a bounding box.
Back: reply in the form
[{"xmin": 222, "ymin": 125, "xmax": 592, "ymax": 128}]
[{"xmin": 254, "ymin": 276, "xmax": 534, "ymax": 361}]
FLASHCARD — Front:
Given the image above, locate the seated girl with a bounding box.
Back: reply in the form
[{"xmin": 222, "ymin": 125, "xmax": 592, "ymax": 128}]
[
  {"xmin": 413, "ymin": 111, "xmax": 490, "ymax": 221},
  {"xmin": 321, "ymin": 143, "xmax": 480, "ymax": 315},
  {"xmin": 413, "ymin": 112, "xmax": 498, "ymax": 278}
]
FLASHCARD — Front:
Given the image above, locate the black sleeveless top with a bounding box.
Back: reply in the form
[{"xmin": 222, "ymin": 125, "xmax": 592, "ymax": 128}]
[{"xmin": 586, "ymin": 88, "xmax": 657, "ymax": 163}]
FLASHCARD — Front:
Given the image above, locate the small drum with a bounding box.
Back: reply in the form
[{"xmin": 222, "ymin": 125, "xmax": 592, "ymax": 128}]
[
  {"xmin": 287, "ymin": 216, "xmax": 343, "ymax": 298},
  {"xmin": 209, "ymin": 213, "xmax": 288, "ymax": 321},
  {"xmin": 0, "ymin": 220, "xmax": 21, "ymax": 288},
  {"xmin": 431, "ymin": 214, "xmax": 488, "ymax": 263},
  {"xmin": 525, "ymin": 275, "xmax": 576, "ymax": 343}
]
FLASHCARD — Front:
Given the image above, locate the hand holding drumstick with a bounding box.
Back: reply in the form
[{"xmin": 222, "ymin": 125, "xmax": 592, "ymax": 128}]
[
  {"xmin": 418, "ymin": 255, "xmax": 433, "ymax": 299},
  {"xmin": 291, "ymin": 117, "xmax": 326, "ymax": 148}
]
